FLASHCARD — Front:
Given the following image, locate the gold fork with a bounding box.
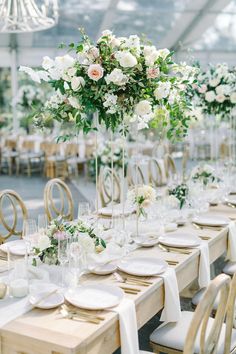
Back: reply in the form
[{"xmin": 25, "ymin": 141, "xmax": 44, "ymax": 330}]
[{"xmin": 158, "ymin": 243, "xmax": 192, "ymax": 255}]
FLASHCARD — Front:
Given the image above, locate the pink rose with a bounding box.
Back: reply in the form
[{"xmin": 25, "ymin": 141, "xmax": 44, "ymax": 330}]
[
  {"xmin": 54, "ymin": 231, "xmax": 67, "ymax": 241},
  {"xmin": 147, "ymin": 67, "xmax": 160, "ymax": 79},
  {"xmin": 198, "ymin": 84, "xmax": 207, "ymax": 94},
  {"xmin": 87, "ymin": 64, "xmax": 104, "ymax": 81}
]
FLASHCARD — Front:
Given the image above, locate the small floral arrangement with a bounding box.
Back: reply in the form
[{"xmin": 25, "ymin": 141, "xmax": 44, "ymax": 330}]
[
  {"xmin": 169, "ymin": 183, "xmax": 189, "ymax": 209},
  {"xmin": 191, "ymin": 164, "xmax": 221, "ymax": 186},
  {"xmin": 15, "ymin": 85, "xmax": 45, "ymax": 109},
  {"xmin": 20, "ymin": 29, "xmax": 197, "ymax": 140},
  {"xmin": 89, "ymin": 138, "xmax": 127, "ymax": 178},
  {"xmin": 127, "ymin": 185, "xmax": 156, "ymax": 218},
  {"xmin": 194, "ymin": 63, "xmax": 236, "ymax": 120},
  {"xmin": 33, "ymin": 217, "xmax": 106, "ymax": 265}
]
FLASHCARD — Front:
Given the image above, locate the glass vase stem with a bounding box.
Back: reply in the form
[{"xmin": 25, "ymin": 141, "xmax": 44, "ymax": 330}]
[
  {"xmin": 95, "ymin": 112, "xmax": 99, "ymax": 217},
  {"xmin": 110, "ymin": 129, "xmax": 114, "ymax": 227}
]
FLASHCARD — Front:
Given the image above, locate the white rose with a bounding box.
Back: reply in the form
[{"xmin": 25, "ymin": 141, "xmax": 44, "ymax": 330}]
[
  {"xmin": 67, "ymin": 67, "xmax": 77, "ymax": 77},
  {"xmin": 209, "ymin": 77, "xmax": 221, "ymax": 87},
  {"xmin": 154, "ymin": 82, "xmax": 171, "ymax": 100},
  {"xmin": 205, "ymin": 91, "xmax": 216, "ymax": 102},
  {"xmin": 156, "ymin": 48, "xmax": 170, "ymax": 60},
  {"xmin": 215, "ymin": 94, "xmax": 226, "ymax": 103},
  {"xmin": 55, "ymin": 55, "xmax": 75, "ymax": 70},
  {"xmin": 215, "ymin": 85, "xmax": 225, "ymax": 95},
  {"xmin": 198, "ymin": 84, "xmax": 207, "ymax": 94},
  {"xmin": 135, "ymin": 100, "xmax": 152, "ymax": 116},
  {"xmin": 71, "ymin": 76, "xmax": 85, "ymax": 91},
  {"xmin": 42, "ymin": 56, "xmax": 54, "ymax": 70},
  {"xmin": 105, "ymin": 68, "xmax": 127, "ymax": 86},
  {"xmin": 38, "ymin": 235, "xmax": 51, "ymax": 251},
  {"xmin": 230, "ymin": 92, "xmax": 236, "ymax": 104},
  {"xmin": 48, "ymin": 68, "xmax": 61, "ymax": 80},
  {"xmin": 68, "ymin": 97, "xmax": 80, "ymax": 109},
  {"xmin": 79, "ymin": 233, "xmax": 95, "ymax": 253},
  {"xmin": 116, "ymin": 51, "xmax": 137, "ymax": 68}
]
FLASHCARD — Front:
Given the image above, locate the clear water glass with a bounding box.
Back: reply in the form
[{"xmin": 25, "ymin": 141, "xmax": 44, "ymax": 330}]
[
  {"xmin": 22, "ymin": 219, "xmax": 37, "ymax": 270},
  {"xmin": 68, "ymin": 241, "xmax": 86, "ymax": 286},
  {"xmin": 38, "ymin": 214, "xmax": 48, "ymax": 234},
  {"xmin": 77, "ymin": 202, "xmax": 91, "ymax": 220},
  {"xmin": 58, "ymin": 238, "xmax": 69, "ymax": 286}
]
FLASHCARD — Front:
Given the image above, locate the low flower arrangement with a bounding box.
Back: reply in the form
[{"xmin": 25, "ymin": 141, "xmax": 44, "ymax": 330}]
[
  {"xmin": 33, "ymin": 217, "xmax": 106, "ymax": 266},
  {"xmin": 89, "ymin": 138, "xmax": 127, "ymax": 178},
  {"xmin": 194, "ymin": 63, "xmax": 236, "ymax": 120},
  {"xmin": 191, "ymin": 164, "xmax": 221, "ymax": 186},
  {"xmin": 127, "ymin": 185, "xmax": 156, "ymax": 218},
  {"xmin": 169, "ymin": 183, "xmax": 189, "ymax": 209}
]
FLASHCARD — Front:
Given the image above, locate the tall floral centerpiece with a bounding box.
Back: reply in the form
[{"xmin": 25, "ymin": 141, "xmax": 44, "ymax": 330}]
[
  {"xmin": 20, "ymin": 29, "xmax": 197, "ymax": 220},
  {"xmin": 194, "ymin": 63, "xmax": 236, "ymax": 161}
]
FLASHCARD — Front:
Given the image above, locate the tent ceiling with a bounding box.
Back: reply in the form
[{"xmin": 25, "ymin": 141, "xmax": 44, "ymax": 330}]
[{"xmin": 0, "ymin": 0, "xmax": 236, "ymax": 66}]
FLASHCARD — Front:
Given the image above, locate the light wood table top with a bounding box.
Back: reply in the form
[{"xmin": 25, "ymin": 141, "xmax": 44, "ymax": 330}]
[{"xmin": 0, "ymin": 203, "xmax": 234, "ymax": 354}]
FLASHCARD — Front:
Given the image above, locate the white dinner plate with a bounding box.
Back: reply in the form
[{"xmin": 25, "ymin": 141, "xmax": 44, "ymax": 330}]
[
  {"xmin": 192, "ymin": 214, "xmax": 229, "ymax": 227},
  {"xmin": 158, "ymin": 232, "xmax": 200, "ymax": 248},
  {"xmin": 29, "ymin": 291, "xmax": 64, "ymax": 309},
  {"xmin": 135, "ymin": 236, "xmax": 159, "ymax": 248},
  {"xmin": 117, "ymin": 257, "xmax": 167, "ymax": 276},
  {"xmin": 65, "ymin": 284, "xmax": 124, "ymax": 310},
  {"xmin": 225, "ymin": 196, "xmax": 236, "ymax": 206},
  {"xmin": 98, "ymin": 204, "xmax": 134, "ymax": 217},
  {"xmin": 88, "ymin": 263, "xmax": 117, "ymax": 275},
  {"xmin": 0, "ymin": 240, "xmax": 26, "ymax": 256}
]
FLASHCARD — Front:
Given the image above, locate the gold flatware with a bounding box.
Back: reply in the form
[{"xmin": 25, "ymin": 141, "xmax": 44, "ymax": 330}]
[
  {"xmin": 60, "ymin": 311, "xmax": 100, "ymax": 324},
  {"xmin": 126, "ymin": 276, "xmax": 153, "ymax": 285},
  {"xmin": 192, "ymin": 223, "xmax": 222, "ymax": 231},
  {"xmin": 165, "ymin": 260, "xmax": 179, "ymax": 265},
  {"xmin": 119, "ymin": 285, "xmax": 141, "ymax": 292},
  {"xmin": 198, "ymin": 236, "xmax": 211, "ymax": 240},
  {"xmin": 227, "ymin": 202, "xmax": 236, "ymax": 209},
  {"xmin": 158, "ymin": 244, "xmax": 191, "ymax": 255},
  {"xmin": 63, "ymin": 305, "xmax": 105, "ymax": 321},
  {"xmin": 123, "ymin": 289, "xmax": 139, "ymax": 295}
]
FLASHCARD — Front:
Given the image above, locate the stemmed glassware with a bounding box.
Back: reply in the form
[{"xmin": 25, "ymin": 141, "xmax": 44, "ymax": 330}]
[
  {"xmin": 77, "ymin": 202, "xmax": 91, "ymax": 220},
  {"xmin": 22, "ymin": 219, "xmax": 38, "ymax": 270},
  {"xmin": 38, "ymin": 214, "xmax": 48, "ymax": 234},
  {"xmin": 58, "ymin": 237, "xmax": 69, "ymax": 287},
  {"xmin": 68, "ymin": 238, "xmax": 86, "ymax": 287}
]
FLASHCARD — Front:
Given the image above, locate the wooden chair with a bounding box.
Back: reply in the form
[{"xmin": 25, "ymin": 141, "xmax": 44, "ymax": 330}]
[
  {"xmin": 19, "ymin": 140, "xmax": 44, "ymax": 177},
  {"xmin": 0, "ymin": 190, "xmax": 28, "ymax": 243},
  {"xmin": 150, "ymin": 273, "xmax": 232, "ymax": 354},
  {"xmin": 127, "ymin": 163, "xmax": 145, "ymax": 187},
  {"xmin": 44, "ymin": 178, "xmax": 74, "ymax": 222},
  {"xmin": 98, "ymin": 167, "xmax": 121, "ymax": 208},
  {"xmin": 164, "ymin": 153, "xmax": 177, "ymax": 180},
  {"xmin": 148, "ymin": 158, "xmax": 163, "ymax": 187}
]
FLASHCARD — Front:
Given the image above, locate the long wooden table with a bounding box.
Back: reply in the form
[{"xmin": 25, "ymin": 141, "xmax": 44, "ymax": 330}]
[{"xmin": 0, "ymin": 204, "xmax": 235, "ymax": 354}]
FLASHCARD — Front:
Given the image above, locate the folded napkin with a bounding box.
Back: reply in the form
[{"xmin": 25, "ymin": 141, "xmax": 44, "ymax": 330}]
[
  {"xmin": 226, "ymin": 221, "xmax": 236, "ymax": 262},
  {"xmin": 88, "ymin": 242, "xmax": 124, "ymax": 266},
  {"xmin": 159, "ymin": 267, "xmax": 181, "ymax": 323},
  {"xmin": 197, "ymin": 242, "xmax": 210, "ymax": 288},
  {"xmin": 113, "ymin": 298, "xmax": 139, "ymax": 354}
]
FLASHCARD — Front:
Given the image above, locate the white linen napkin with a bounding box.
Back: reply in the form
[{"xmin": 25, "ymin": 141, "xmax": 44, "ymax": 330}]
[
  {"xmin": 0, "ymin": 296, "xmax": 32, "ymax": 328},
  {"xmin": 159, "ymin": 267, "xmax": 181, "ymax": 322},
  {"xmin": 197, "ymin": 241, "xmax": 210, "ymax": 288},
  {"xmin": 113, "ymin": 298, "xmax": 139, "ymax": 354},
  {"xmin": 226, "ymin": 221, "xmax": 236, "ymax": 262}
]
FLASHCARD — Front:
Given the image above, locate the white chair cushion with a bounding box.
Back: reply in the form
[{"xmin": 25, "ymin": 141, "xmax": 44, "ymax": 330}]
[
  {"xmin": 192, "ymin": 288, "xmax": 220, "ymax": 311},
  {"xmin": 223, "ymin": 262, "xmax": 236, "ymax": 276},
  {"xmin": 150, "ymin": 311, "xmax": 236, "ymax": 354}
]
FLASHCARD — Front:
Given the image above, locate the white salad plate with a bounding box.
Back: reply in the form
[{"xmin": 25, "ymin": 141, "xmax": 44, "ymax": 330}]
[
  {"xmin": 65, "ymin": 284, "xmax": 124, "ymax": 310},
  {"xmin": 158, "ymin": 232, "xmax": 200, "ymax": 248},
  {"xmin": 192, "ymin": 214, "xmax": 229, "ymax": 227},
  {"xmin": 0, "ymin": 240, "xmax": 26, "ymax": 256},
  {"xmin": 117, "ymin": 257, "xmax": 167, "ymax": 276},
  {"xmin": 88, "ymin": 263, "xmax": 117, "ymax": 275},
  {"xmin": 135, "ymin": 236, "xmax": 159, "ymax": 248},
  {"xmin": 98, "ymin": 204, "xmax": 134, "ymax": 217},
  {"xmin": 29, "ymin": 291, "xmax": 64, "ymax": 309}
]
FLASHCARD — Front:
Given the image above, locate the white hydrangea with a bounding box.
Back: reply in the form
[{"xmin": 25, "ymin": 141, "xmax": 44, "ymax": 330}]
[{"xmin": 135, "ymin": 100, "xmax": 152, "ymax": 116}]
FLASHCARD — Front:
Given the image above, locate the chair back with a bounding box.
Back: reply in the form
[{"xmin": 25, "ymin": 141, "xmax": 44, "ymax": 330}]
[
  {"xmin": 184, "ymin": 274, "xmax": 231, "ymax": 354},
  {"xmin": 21, "ymin": 140, "xmax": 35, "ymax": 152},
  {"xmin": 224, "ymin": 272, "xmax": 236, "ymax": 354},
  {"xmin": 164, "ymin": 154, "xmax": 177, "ymax": 179},
  {"xmin": 99, "ymin": 167, "xmax": 121, "ymax": 208},
  {"xmin": 44, "ymin": 178, "xmax": 74, "ymax": 222},
  {"xmin": 127, "ymin": 163, "xmax": 145, "ymax": 187},
  {"xmin": 148, "ymin": 158, "xmax": 162, "ymax": 187},
  {"xmin": 0, "ymin": 190, "xmax": 28, "ymax": 243}
]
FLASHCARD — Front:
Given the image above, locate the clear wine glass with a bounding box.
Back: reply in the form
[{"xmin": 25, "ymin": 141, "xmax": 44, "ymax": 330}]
[
  {"xmin": 38, "ymin": 214, "xmax": 48, "ymax": 234},
  {"xmin": 58, "ymin": 238, "xmax": 69, "ymax": 286},
  {"xmin": 68, "ymin": 241, "xmax": 86, "ymax": 287},
  {"xmin": 77, "ymin": 202, "xmax": 91, "ymax": 220},
  {"xmin": 22, "ymin": 219, "xmax": 37, "ymax": 269}
]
